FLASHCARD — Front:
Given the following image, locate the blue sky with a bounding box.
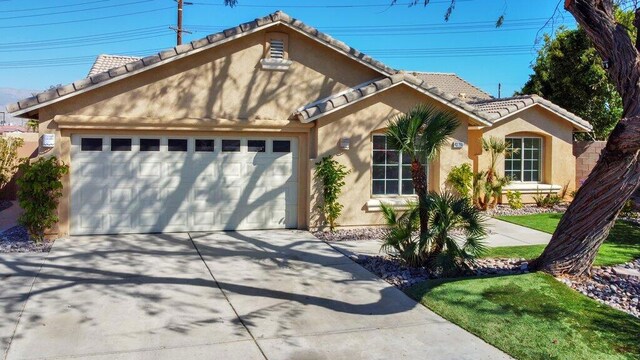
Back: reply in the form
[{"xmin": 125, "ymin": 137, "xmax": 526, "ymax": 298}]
[{"xmin": 0, "ymin": 0, "xmax": 575, "ymax": 96}]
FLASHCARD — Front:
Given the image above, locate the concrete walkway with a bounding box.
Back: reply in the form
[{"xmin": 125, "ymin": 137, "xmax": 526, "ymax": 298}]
[
  {"xmin": 330, "ymin": 218, "xmax": 552, "ymax": 259},
  {"xmin": 2, "ymin": 231, "xmax": 510, "ymax": 360}
]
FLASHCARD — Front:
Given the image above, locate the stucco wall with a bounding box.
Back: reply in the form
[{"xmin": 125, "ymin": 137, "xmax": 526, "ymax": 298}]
[
  {"xmin": 0, "ymin": 133, "xmax": 39, "ymax": 200},
  {"xmin": 471, "ymin": 106, "xmax": 577, "ymax": 203},
  {"xmin": 311, "ymin": 85, "xmax": 472, "ymax": 228}
]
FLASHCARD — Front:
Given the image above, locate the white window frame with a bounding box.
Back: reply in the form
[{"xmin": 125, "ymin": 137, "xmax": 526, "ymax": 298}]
[
  {"xmin": 505, "ymin": 136, "xmax": 543, "ymax": 183},
  {"xmin": 371, "ymin": 134, "xmax": 420, "ymax": 197}
]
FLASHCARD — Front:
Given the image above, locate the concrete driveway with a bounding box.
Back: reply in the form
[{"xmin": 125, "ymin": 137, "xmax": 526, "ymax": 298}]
[{"xmin": 1, "ymin": 231, "xmax": 510, "ymax": 360}]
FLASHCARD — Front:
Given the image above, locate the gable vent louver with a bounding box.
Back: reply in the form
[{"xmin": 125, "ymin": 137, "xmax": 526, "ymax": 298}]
[{"xmin": 269, "ymin": 40, "xmax": 285, "ymax": 59}]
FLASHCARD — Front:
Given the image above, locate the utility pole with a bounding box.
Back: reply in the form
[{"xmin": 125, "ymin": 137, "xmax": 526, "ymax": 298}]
[{"xmin": 170, "ymin": 0, "xmax": 192, "ymax": 46}]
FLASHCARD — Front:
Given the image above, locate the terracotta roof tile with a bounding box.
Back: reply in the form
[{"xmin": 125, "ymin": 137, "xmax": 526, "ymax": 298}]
[
  {"xmin": 87, "ymin": 54, "xmax": 141, "ymax": 77},
  {"xmin": 470, "ymin": 95, "xmax": 592, "ymax": 131},
  {"xmin": 292, "ymin": 74, "xmax": 494, "ymax": 124},
  {"xmin": 409, "ymin": 72, "xmax": 493, "ymax": 102}
]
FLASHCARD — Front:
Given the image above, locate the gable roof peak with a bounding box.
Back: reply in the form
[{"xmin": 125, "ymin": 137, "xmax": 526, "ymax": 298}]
[{"xmin": 7, "ymin": 10, "xmax": 399, "ymax": 117}]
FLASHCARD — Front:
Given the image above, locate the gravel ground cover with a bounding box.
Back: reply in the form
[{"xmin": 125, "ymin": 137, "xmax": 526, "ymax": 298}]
[
  {"xmin": 558, "ymin": 259, "xmax": 640, "ymax": 318},
  {"xmin": 0, "ymin": 225, "xmax": 53, "ymax": 253},
  {"xmin": 353, "ymin": 254, "xmax": 530, "ymax": 289},
  {"xmin": 0, "ymin": 199, "xmax": 12, "ymax": 212}
]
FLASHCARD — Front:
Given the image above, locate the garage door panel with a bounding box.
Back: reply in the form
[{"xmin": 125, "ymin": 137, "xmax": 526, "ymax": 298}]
[
  {"xmin": 219, "ymin": 162, "xmax": 243, "ymax": 178},
  {"xmin": 71, "ymin": 135, "xmax": 298, "ymax": 235},
  {"xmin": 79, "ymin": 162, "xmax": 107, "ymax": 178},
  {"xmin": 79, "ymin": 186, "xmax": 108, "ymax": 207},
  {"xmin": 138, "ymin": 162, "xmax": 162, "ymax": 178},
  {"xmin": 108, "ymin": 214, "xmax": 133, "ymax": 230},
  {"xmin": 138, "ymin": 186, "xmax": 163, "ymax": 205},
  {"xmin": 109, "ymin": 188, "xmax": 135, "ymax": 208},
  {"xmin": 78, "ymin": 214, "xmax": 106, "ymax": 232}
]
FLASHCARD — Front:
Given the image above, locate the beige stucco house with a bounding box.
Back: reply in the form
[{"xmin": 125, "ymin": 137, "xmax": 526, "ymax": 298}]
[{"xmin": 7, "ymin": 11, "xmax": 591, "ymax": 236}]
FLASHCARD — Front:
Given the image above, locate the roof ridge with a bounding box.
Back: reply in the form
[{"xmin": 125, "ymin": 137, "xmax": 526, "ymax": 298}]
[
  {"xmin": 409, "ymin": 71, "xmax": 456, "ymax": 75},
  {"xmin": 469, "ymin": 94, "xmax": 534, "ymax": 104}
]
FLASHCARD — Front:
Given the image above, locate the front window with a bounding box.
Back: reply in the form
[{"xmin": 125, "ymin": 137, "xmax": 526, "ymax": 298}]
[
  {"xmin": 372, "ymin": 135, "xmax": 416, "ymax": 195},
  {"xmin": 505, "ymin": 137, "xmax": 542, "ymax": 182}
]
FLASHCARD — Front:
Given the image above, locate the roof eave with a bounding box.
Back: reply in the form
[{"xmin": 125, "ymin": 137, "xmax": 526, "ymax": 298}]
[
  {"xmin": 488, "ymin": 102, "xmax": 593, "ymax": 132},
  {"xmin": 297, "ymin": 80, "xmax": 494, "ymax": 126}
]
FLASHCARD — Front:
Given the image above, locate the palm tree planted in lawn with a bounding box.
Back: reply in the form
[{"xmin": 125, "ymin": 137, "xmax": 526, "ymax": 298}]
[{"xmin": 385, "ymin": 104, "xmax": 459, "ymax": 238}]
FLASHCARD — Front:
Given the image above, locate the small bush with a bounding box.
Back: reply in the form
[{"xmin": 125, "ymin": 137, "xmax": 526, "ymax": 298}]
[
  {"xmin": 506, "ymin": 190, "xmax": 523, "ymax": 210},
  {"xmin": 314, "ymin": 156, "xmax": 350, "ymax": 231},
  {"xmin": 380, "ymin": 192, "xmax": 487, "ymax": 273},
  {"xmin": 446, "ymin": 163, "xmax": 473, "ymax": 198},
  {"xmin": 533, "ymin": 188, "xmax": 562, "ymax": 208},
  {"xmin": 17, "ymin": 157, "xmax": 69, "ymax": 242},
  {"xmin": 621, "ymin": 200, "xmax": 635, "ymax": 218},
  {"xmin": 0, "ymin": 136, "xmax": 25, "ymax": 189}
]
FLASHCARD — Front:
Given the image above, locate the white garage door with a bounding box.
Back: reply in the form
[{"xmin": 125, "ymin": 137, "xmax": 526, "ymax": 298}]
[{"xmin": 70, "ymin": 135, "xmax": 298, "ymax": 235}]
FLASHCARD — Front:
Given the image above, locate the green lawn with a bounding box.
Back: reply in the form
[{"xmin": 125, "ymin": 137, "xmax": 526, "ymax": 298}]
[
  {"xmin": 484, "ymin": 213, "xmax": 640, "ymax": 266},
  {"xmin": 406, "ymin": 273, "xmax": 640, "ymax": 360}
]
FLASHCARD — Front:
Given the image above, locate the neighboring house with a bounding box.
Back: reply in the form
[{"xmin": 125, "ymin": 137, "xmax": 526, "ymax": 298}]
[
  {"xmin": 0, "ymin": 126, "xmax": 28, "ymax": 134},
  {"xmin": 6, "ymin": 11, "xmax": 591, "ymax": 236}
]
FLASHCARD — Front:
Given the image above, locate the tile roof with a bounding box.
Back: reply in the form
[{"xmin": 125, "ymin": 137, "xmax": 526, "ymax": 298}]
[
  {"xmin": 7, "ymin": 10, "xmax": 396, "ymax": 116},
  {"xmin": 87, "ymin": 55, "xmax": 141, "ymax": 77},
  {"xmin": 470, "ymin": 95, "xmax": 593, "ymax": 131},
  {"xmin": 409, "ymin": 72, "xmax": 493, "ymax": 102},
  {"xmin": 291, "ymin": 73, "xmax": 494, "ymax": 125}
]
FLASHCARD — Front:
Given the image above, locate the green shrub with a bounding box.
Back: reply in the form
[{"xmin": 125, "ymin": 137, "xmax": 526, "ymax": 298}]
[
  {"xmin": 380, "ymin": 201, "xmax": 421, "ymax": 266},
  {"xmin": 17, "ymin": 157, "xmax": 69, "ymax": 242},
  {"xmin": 621, "ymin": 200, "xmax": 635, "ymax": 217},
  {"xmin": 314, "ymin": 156, "xmax": 350, "ymax": 231},
  {"xmin": 533, "ymin": 187, "xmax": 563, "ymax": 208},
  {"xmin": 0, "ymin": 136, "xmax": 25, "ymax": 189},
  {"xmin": 380, "ymin": 192, "xmax": 487, "ymax": 273},
  {"xmin": 446, "ymin": 163, "xmax": 473, "ymax": 198},
  {"xmin": 506, "ymin": 190, "xmax": 523, "ymax": 210}
]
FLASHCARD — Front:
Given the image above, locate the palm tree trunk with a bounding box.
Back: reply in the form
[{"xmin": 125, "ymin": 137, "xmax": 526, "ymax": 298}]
[{"xmin": 411, "ymin": 160, "xmax": 429, "ymax": 236}]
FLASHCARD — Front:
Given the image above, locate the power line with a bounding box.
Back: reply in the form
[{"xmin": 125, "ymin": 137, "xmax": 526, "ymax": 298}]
[
  {"xmin": 0, "ymin": 6, "xmax": 174, "ymax": 29},
  {"xmin": 1, "ymin": 0, "xmax": 111, "ymax": 13},
  {"xmin": 0, "ymin": 0, "xmax": 155, "ymax": 20},
  {"xmin": 190, "ymin": 0, "xmax": 473, "ymax": 8},
  {"xmin": 0, "ymin": 26, "xmax": 167, "ymax": 47},
  {"xmin": 0, "ymin": 28, "xmax": 171, "ymax": 52}
]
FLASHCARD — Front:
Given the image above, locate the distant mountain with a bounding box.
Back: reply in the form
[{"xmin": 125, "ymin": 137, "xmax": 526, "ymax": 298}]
[{"xmin": 0, "ymin": 87, "xmax": 40, "ymax": 125}]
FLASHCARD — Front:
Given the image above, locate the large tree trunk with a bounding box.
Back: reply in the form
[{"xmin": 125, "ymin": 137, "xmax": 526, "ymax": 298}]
[
  {"xmin": 533, "ymin": 143, "xmax": 640, "ymax": 274},
  {"xmin": 533, "ymin": 0, "xmax": 640, "ymax": 275}
]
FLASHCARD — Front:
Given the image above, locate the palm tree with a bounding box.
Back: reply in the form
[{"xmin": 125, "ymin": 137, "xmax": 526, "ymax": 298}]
[
  {"xmin": 379, "ymin": 192, "xmax": 487, "ymax": 271},
  {"xmin": 425, "ymin": 191, "xmax": 487, "ymax": 272},
  {"xmin": 476, "ymin": 137, "xmax": 516, "ymax": 209},
  {"xmin": 481, "ymin": 136, "xmax": 513, "ymax": 183},
  {"xmin": 385, "ymin": 104, "xmax": 459, "ymax": 238}
]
